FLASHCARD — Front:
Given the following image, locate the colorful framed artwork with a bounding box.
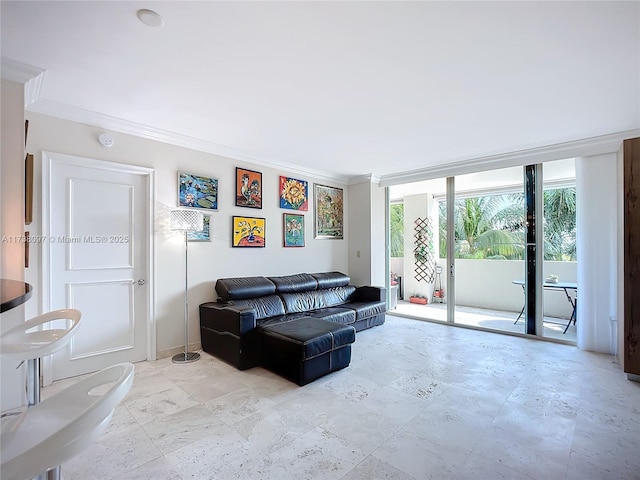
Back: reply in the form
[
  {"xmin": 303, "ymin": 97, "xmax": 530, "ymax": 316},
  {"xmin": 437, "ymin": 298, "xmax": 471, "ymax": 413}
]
[
  {"xmin": 233, "ymin": 216, "xmax": 266, "ymax": 247},
  {"xmin": 283, "ymin": 213, "xmax": 305, "ymax": 247},
  {"xmin": 178, "ymin": 172, "xmax": 218, "ymax": 210},
  {"xmin": 279, "ymin": 176, "xmax": 309, "ymax": 211},
  {"xmin": 235, "ymin": 167, "xmax": 262, "ymax": 209},
  {"xmin": 187, "ymin": 215, "xmax": 210, "ymax": 242},
  {"xmin": 314, "ymin": 184, "xmax": 344, "ymax": 239}
]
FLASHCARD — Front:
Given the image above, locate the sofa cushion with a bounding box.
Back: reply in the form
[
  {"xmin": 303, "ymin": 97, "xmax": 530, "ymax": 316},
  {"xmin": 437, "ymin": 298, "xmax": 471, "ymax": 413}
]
[
  {"xmin": 267, "ymin": 273, "xmax": 318, "ymax": 293},
  {"xmin": 257, "ymin": 312, "xmax": 312, "ymax": 328},
  {"xmin": 308, "ymin": 307, "xmax": 356, "ymax": 325},
  {"xmin": 228, "ymin": 295, "xmax": 285, "ymax": 320},
  {"xmin": 280, "ymin": 286, "xmax": 356, "ymax": 313},
  {"xmin": 216, "ymin": 276, "xmax": 275, "ymax": 301},
  {"xmin": 345, "ymin": 301, "xmax": 387, "ymax": 320},
  {"xmin": 311, "ymin": 272, "xmax": 350, "ymax": 289}
]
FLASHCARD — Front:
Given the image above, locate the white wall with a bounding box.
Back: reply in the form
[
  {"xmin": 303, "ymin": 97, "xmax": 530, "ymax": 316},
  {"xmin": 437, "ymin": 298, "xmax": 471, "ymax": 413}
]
[
  {"xmin": 347, "ymin": 182, "xmax": 370, "ymax": 286},
  {"xmin": 22, "ymin": 113, "xmax": 350, "ymax": 357},
  {"xmin": 347, "ymin": 179, "xmax": 386, "ymax": 287},
  {"xmin": 1, "ymin": 79, "xmax": 28, "ymax": 411},
  {"xmin": 371, "ymin": 182, "xmax": 387, "ymax": 286}
]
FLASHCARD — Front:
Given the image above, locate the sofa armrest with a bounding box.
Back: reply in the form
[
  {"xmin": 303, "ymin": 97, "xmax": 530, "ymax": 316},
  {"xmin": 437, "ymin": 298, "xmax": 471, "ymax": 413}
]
[
  {"xmin": 199, "ymin": 302, "xmax": 257, "ymax": 336},
  {"xmin": 352, "ymin": 286, "xmax": 386, "ymax": 303}
]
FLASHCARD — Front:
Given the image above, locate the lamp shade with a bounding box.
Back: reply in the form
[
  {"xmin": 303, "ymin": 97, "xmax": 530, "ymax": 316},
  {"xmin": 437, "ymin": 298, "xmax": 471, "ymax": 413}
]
[{"xmin": 170, "ymin": 210, "xmax": 204, "ymax": 232}]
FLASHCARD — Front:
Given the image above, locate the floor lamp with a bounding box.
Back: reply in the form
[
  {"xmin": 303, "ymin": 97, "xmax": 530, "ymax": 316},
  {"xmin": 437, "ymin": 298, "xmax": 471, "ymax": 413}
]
[{"xmin": 170, "ymin": 209, "xmax": 204, "ymax": 364}]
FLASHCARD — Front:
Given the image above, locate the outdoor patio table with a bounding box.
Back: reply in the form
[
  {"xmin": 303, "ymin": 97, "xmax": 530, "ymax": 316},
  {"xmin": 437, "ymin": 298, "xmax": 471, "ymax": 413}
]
[{"xmin": 512, "ymin": 280, "xmax": 577, "ymax": 334}]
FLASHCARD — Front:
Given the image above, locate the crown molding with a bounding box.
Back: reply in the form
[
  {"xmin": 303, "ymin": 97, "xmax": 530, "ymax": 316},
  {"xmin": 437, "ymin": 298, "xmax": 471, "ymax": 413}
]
[
  {"xmin": 1, "ymin": 57, "xmax": 44, "ymax": 83},
  {"xmin": 1, "ymin": 57, "xmax": 47, "ymax": 107},
  {"xmin": 349, "ymin": 173, "xmax": 382, "ymax": 185},
  {"xmin": 26, "ymin": 98, "xmax": 350, "ymax": 185},
  {"xmin": 379, "ymin": 129, "xmax": 640, "ymax": 187}
]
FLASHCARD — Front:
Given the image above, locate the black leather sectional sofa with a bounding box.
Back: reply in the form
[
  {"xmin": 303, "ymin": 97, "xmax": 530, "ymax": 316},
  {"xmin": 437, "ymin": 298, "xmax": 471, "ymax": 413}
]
[{"xmin": 199, "ymin": 272, "xmax": 386, "ymax": 385}]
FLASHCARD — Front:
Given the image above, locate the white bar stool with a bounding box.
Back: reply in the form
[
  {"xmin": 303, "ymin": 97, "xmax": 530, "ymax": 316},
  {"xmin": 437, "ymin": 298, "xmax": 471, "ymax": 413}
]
[
  {"xmin": 1, "ymin": 309, "xmax": 82, "ymax": 480},
  {"xmin": 1, "ymin": 309, "xmax": 82, "ymax": 407},
  {"xmin": 1, "ymin": 362, "xmax": 135, "ymax": 480}
]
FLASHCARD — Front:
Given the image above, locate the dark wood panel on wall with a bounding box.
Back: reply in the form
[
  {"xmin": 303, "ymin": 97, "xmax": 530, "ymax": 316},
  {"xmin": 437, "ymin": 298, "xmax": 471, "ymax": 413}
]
[{"xmin": 624, "ymin": 137, "xmax": 640, "ymax": 376}]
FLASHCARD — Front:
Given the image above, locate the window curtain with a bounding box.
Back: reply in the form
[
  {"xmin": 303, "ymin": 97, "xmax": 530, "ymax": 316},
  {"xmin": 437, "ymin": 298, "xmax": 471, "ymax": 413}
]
[{"xmin": 575, "ymin": 153, "xmax": 618, "ymax": 353}]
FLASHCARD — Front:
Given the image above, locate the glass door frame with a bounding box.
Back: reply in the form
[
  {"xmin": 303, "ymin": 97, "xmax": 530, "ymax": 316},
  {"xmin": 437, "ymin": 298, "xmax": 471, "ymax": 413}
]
[{"xmin": 443, "ymin": 164, "xmax": 544, "ymax": 336}]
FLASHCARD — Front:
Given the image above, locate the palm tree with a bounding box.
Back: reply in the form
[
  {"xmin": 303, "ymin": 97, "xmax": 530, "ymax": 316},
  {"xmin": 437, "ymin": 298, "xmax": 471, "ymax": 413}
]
[
  {"xmin": 451, "ymin": 195, "xmax": 525, "ymax": 259},
  {"xmin": 543, "ymin": 187, "xmax": 576, "ymax": 260},
  {"xmin": 434, "ymin": 188, "xmax": 576, "ymax": 261},
  {"xmin": 390, "ymin": 203, "xmax": 404, "ymax": 257}
]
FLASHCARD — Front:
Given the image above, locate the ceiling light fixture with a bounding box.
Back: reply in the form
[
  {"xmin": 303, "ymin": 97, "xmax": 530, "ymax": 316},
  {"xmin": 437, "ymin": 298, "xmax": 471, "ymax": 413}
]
[{"xmin": 136, "ymin": 9, "xmax": 164, "ymax": 28}]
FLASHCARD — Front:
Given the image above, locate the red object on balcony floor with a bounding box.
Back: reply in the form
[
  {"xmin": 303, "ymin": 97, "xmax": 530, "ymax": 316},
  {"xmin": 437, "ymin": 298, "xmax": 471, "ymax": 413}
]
[{"xmin": 409, "ymin": 296, "xmax": 428, "ymax": 305}]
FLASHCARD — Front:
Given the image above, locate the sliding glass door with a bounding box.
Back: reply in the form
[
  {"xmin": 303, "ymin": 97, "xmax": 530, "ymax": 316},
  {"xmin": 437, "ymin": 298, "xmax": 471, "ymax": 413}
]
[
  {"xmin": 450, "ymin": 167, "xmax": 527, "ymax": 335},
  {"xmin": 388, "ymin": 158, "xmax": 577, "ymax": 343}
]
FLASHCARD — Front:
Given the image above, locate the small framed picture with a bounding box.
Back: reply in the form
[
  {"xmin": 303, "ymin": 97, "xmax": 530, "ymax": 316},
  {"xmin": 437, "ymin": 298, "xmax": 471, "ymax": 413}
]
[
  {"xmin": 283, "ymin": 213, "xmax": 305, "ymax": 247},
  {"xmin": 188, "ymin": 215, "xmax": 210, "ymax": 242},
  {"xmin": 279, "ymin": 176, "xmax": 308, "ymax": 211},
  {"xmin": 233, "ymin": 216, "xmax": 266, "ymax": 247},
  {"xmin": 178, "ymin": 172, "xmax": 218, "ymax": 210},
  {"xmin": 314, "ymin": 184, "xmax": 344, "ymax": 239},
  {"xmin": 236, "ymin": 167, "xmax": 262, "ymax": 209}
]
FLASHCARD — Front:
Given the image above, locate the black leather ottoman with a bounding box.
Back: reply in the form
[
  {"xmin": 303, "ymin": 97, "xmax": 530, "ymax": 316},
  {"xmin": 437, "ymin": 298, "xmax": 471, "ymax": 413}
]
[{"xmin": 257, "ymin": 317, "xmax": 356, "ymax": 386}]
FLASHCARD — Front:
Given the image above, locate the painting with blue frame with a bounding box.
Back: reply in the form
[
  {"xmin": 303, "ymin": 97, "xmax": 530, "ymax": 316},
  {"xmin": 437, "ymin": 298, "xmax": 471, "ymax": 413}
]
[
  {"xmin": 283, "ymin": 213, "xmax": 305, "ymax": 247},
  {"xmin": 179, "ymin": 172, "xmax": 218, "ymax": 210},
  {"xmin": 279, "ymin": 176, "xmax": 308, "ymax": 211}
]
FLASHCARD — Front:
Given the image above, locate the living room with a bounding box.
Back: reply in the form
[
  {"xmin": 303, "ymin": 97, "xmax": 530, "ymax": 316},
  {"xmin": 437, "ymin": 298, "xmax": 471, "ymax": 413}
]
[{"xmin": 2, "ymin": 2, "xmax": 640, "ymax": 479}]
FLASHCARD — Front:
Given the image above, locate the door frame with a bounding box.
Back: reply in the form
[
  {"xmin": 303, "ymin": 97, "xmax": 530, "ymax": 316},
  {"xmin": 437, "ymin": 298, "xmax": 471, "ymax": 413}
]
[{"xmin": 40, "ymin": 151, "xmax": 156, "ymax": 385}]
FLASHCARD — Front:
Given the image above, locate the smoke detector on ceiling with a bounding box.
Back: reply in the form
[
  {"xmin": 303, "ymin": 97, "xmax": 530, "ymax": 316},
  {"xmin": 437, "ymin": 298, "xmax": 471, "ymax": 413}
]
[
  {"xmin": 137, "ymin": 9, "xmax": 164, "ymax": 28},
  {"xmin": 98, "ymin": 133, "xmax": 114, "ymax": 148}
]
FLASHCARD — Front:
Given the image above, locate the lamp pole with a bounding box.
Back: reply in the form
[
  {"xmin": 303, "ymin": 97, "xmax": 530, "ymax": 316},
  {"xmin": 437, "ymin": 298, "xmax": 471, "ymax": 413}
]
[{"xmin": 171, "ymin": 209, "xmax": 202, "ymax": 364}]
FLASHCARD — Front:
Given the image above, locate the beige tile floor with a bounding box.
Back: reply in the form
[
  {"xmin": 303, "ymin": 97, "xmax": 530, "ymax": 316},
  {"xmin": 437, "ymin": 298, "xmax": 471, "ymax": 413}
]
[{"xmin": 42, "ymin": 315, "xmax": 638, "ymax": 480}]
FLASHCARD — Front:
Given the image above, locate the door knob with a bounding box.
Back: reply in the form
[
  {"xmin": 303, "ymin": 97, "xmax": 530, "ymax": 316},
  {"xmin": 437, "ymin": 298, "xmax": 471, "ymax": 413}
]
[{"xmin": 135, "ymin": 279, "xmax": 146, "ymax": 286}]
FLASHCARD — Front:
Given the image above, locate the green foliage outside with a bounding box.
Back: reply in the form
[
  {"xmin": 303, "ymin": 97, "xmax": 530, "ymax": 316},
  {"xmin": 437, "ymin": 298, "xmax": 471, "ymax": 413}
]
[
  {"xmin": 428, "ymin": 187, "xmax": 577, "ymax": 261},
  {"xmin": 390, "ymin": 188, "xmax": 576, "ymax": 262},
  {"xmin": 390, "ymin": 203, "xmax": 404, "ymax": 257}
]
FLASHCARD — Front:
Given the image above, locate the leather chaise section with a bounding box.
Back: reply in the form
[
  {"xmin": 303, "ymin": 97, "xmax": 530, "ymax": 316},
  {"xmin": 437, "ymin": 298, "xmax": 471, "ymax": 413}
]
[
  {"xmin": 307, "ymin": 307, "xmax": 356, "ymax": 324},
  {"xmin": 259, "ymin": 318, "xmax": 355, "ymax": 360},
  {"xmin": 345, "ymin": 301, "xmax": 387, "ymax": 320},
  {"xmin": 257, "ymin": 317, "xmax": 356, "ymax": 386}
]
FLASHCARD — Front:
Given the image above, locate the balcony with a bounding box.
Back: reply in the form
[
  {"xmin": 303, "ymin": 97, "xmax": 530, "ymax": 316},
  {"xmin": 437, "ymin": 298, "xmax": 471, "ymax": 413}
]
[{"xmin": 390, "ymin": 258, "xmax": 577, "ymax": 344}]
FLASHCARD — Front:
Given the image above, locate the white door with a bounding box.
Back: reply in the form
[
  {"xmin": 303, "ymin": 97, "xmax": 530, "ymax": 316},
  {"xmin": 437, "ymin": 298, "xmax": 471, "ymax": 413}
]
[{"xmin": 43, "ymin": 152, "xmax": 153, "ymax": 381}]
